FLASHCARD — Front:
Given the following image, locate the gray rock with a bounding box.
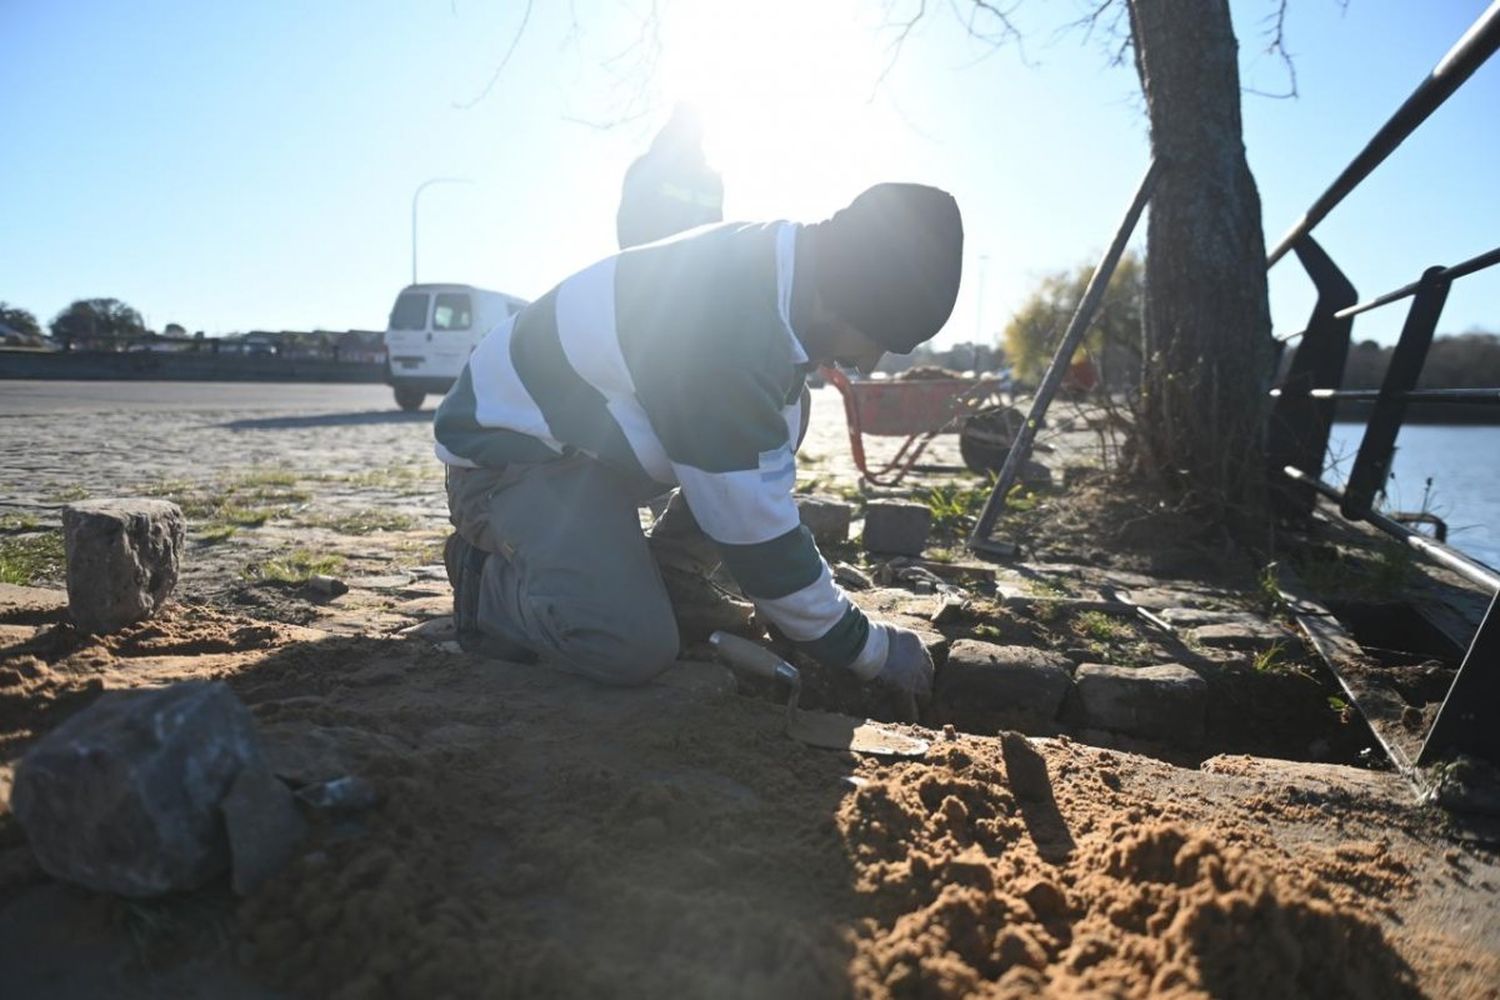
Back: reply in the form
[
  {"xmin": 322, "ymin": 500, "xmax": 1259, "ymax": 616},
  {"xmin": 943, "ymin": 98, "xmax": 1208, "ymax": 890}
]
[
  {"xmin": 795, "ymin": 495, "xmax": 853, "ymax": 547},
  {"xmin": 862, "ymin": 501, "xmax": 931, "ymax": 556},
  {"xmin": 9, "ymin": 681, "xmax": 302, "ymax": 897},
  {"xmin": 936, "ymin": 640, "xmax": 1074, "ymax": 726},
  {"xmin": 221, "ymin": 763, "xmax": 306, "ymax": 895},
  {"xmin": 1017, "ymin": 460, "xmax": 1052, "ymax": 488},
  {"xmin": 63, "ymin": 499, "xmax": 184, "ymax": 633},
  {"xmin": 1188, "ymin": 620, "xmax": 1293, "ymax": 653},
  {"xmin": 1073, "ymin": 663, "xmax": 1207, "ymax": 743},
  {"xmin": 833, "ymin": 562, "xmax": 873, "ymax": 590}
]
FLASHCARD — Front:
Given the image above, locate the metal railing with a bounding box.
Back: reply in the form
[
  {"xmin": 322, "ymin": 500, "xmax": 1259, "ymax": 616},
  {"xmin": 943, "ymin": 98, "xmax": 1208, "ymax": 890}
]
[{"xmin": 1265, "ymin": 0, "xmax": 1500, "ymax": 769}]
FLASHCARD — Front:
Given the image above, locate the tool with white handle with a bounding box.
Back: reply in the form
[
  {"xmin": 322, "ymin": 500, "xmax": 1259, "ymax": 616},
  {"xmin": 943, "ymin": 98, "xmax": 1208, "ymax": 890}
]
[{"xmin": 708, "ymin": 631, "xmax": 928, "ymax": 758}]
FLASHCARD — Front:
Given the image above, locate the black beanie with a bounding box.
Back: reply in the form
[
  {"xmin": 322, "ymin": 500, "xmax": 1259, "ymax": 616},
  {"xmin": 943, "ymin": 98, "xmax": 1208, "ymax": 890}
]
[{"xmin": 813, "ymin": 183, "xmax": 964, "ymax": 354}]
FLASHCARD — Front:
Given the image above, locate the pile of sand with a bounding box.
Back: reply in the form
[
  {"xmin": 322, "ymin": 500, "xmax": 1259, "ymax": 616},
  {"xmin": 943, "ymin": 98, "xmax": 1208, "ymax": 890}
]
[{"xmin": 0, "ymin": 594, "xmax": 1490, "ymax": 997}]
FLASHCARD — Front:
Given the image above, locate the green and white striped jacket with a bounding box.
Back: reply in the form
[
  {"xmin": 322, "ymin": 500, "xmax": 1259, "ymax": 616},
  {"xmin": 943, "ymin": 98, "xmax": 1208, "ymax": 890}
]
[{"xmin": 432, "ymin": 221, "xmax": 885, "ymax": 677}]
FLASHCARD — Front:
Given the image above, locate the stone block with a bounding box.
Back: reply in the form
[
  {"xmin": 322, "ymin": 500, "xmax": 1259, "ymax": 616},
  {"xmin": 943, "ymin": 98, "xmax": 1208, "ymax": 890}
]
[
  {"xmin": 1188, "ymin": 620, "xmax": 1294, "ymax": 653},
  {"xmin": 862, "ymin": 501, "xmax": 931, "ymax": 556},
  {"xmin": 10, "ymin": 681, "xmax": 304, "ymax": 897},
  {"xmin": 1157, "ymin": 607, "xmax": 1256, "ymax": 628},
  {"xmin": 935, "ymin": 640, "xmax": 1074, "ymax": 727},
  {"xmin": 1073, "ymin": 662, "xmax": 1207, "ymax": 744},
  {"xmin": 63, "ymin": 498, "xmax": 184, "ymax": 633},
  {"xmin": 795, "ymin": 495, "xmax": 853, "ymax": 547}
]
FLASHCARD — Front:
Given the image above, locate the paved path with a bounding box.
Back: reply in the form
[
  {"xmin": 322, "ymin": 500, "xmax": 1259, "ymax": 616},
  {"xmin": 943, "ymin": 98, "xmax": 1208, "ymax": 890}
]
[{"xmin": 0, "ymin": 379, "xmax": 1001, "ymax": 630}]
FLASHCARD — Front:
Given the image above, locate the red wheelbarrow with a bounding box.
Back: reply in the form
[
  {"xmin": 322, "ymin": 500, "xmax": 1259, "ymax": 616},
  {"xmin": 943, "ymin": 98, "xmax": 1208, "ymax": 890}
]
[{"xmin": 819, "ymin": 366, "xmax": 1006, "ymax": 486}]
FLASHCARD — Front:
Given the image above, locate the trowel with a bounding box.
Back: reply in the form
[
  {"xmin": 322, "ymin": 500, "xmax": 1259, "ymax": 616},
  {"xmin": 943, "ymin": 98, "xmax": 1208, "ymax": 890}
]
[{"xmin": 708, "ymin": 631, "xmax": 929, "ymax": 758}]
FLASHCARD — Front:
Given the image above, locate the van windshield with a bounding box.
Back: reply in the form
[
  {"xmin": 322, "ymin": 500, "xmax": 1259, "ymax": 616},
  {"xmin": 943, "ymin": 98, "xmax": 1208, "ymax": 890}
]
[
  {"xmin": 433, "ymin": 293, "xmax": 472, "ymax": 331},
  {"xmin": 389, "ymin": 293, "xmax": 430, "ymax": 331}
]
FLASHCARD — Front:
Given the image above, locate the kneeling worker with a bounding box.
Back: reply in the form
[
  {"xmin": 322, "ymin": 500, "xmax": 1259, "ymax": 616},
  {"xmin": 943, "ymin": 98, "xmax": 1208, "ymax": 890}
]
[{"xmin": 434, "ymin": 183, "xmax": 963, "ymax": 713}]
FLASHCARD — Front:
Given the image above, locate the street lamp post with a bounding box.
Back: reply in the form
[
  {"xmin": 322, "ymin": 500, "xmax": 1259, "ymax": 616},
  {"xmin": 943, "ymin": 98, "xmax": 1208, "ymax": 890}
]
[
  {"xmin": 975, "ymin": 253, "xmax": 990, "ymax": 370},
  {"xmin": 411, "ymin": 177, "xmax": 474, "ymax": 285}
]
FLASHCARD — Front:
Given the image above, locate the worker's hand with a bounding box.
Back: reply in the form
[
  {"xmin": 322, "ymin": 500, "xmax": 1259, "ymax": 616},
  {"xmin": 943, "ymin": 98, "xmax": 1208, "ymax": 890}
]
[{"xmin": 873, "ymin": 625, "xmax": 934, "ymax": 722}]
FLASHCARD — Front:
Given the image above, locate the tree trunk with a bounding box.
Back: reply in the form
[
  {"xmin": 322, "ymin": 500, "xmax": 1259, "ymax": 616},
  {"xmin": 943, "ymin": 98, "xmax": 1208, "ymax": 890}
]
[{"xmin": 1127, "ymin": 0, "xmax": 1274, "ymax": 525}]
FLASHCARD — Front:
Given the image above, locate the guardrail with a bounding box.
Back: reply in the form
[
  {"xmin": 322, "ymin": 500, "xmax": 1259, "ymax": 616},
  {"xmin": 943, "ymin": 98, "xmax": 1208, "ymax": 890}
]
[{"xmin": 1264, "ymin": 0, "xmax": 1500, "ymax": 769}]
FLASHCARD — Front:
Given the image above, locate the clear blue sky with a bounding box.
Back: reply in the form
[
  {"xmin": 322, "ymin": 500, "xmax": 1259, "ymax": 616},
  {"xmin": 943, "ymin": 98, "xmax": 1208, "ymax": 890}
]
[{"xmin": 2, "ymin": 0, "xmax": 1496, "ymax": 348}]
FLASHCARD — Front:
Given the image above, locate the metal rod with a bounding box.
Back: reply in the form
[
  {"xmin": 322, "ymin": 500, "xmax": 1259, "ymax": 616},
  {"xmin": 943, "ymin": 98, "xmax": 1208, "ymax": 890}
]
[
  {"xmin": 1334, "ymin": 245, "xmax": 1500, "ymax": 319},
  {"xmin": 1282, "ymin": 465, "xmax": 1500, "ymax": 593},
  {"xmin": 967, "ymin": 158, "xmax": 1161, "ymax": 554},
  {"xmin": 411, "ymin": 177, "xmax": 474, "ymax": 285},
  {"xmin": 1266, "ymin": 1, "xmax": 1500, "ymax": 266},
  {"xmin": 1269, "ymin": 387, "xmax": 1500, "ymax": 403}
]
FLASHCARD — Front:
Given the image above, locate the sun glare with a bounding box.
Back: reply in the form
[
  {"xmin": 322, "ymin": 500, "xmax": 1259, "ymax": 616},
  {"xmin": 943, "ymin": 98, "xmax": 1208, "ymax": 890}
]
[{"xmin": 657, "ymin": 0, "xmax": 900, "ymax": 219}]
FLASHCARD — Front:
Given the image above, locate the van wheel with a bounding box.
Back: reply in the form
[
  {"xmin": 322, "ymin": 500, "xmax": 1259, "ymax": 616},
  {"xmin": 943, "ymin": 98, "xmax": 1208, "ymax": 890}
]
[{"xmin": 394, "ymin": 386, "xmax": 426, "ymax": 412}]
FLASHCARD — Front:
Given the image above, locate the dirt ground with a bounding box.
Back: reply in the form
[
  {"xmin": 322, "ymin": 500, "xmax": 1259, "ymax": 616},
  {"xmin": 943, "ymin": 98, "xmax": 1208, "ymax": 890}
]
[{"xmin": 1, "ymin": 387, "xmax": 1498, "ymax": 997}]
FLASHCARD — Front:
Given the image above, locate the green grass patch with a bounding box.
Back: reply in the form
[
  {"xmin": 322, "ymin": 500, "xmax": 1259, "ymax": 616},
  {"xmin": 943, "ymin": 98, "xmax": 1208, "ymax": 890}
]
[
  {"xmin": 139, "ymin": 477, "xmax": 196, "ymax": 498},
  {"xmin": 303, "ymin": 509, "xmax": 419, "ymax": 535},
  {"xmin": 243, "ymin": 549, "xmax": 345, "ymax": 585},
  {"xmin": 1074, "ymin": 610, "xmax": 1134, "ymax": 643},
  {"xmin": 1292, "ymin": 542, "xmax": 1416, "ymax": 601},
  {"xmin": 235, "ymin": 468, "xmax": 301, "ymax": 489},
  {"xmin": 392, "ymin": 537, "xmax": 446, "ymax": 566},
  {"xmin": 1025, "ymin": 577, "xmax": 1076, "ymax": 599},
  {"xmin": 923, "ymin": 479, "xmax": 994, "ymax": 531},
  {"xmin": 45, "ymin": 484, "xmax": 88, "ymax": 503},
  {"xmin": 196, "ymin": 523, "xmax": 239, "ymax": 544},
  {"xmin": 0, "ymin": 531, "xmax": 66, "ymax": 585},
  {"xmin": 1004, "ymin": 484, "xmax": 1041, "ymax": 513},
  {"xmin": 0, "ymin": 513, "xmax": 42, "ymax": 533},
  {"xmin": 340, "ymin": 464, "xmax": 441, "ymax": 491}
]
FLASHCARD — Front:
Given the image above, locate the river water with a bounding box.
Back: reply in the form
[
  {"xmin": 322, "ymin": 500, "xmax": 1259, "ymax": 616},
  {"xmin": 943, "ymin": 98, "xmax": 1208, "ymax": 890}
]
[{"xmin": 1326, "ymin": 423, "xmax": 1500, "ymax": 571}]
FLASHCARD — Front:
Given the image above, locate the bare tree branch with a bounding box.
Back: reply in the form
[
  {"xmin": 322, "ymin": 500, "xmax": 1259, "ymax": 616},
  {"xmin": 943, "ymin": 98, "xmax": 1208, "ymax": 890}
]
[
  {"xmin": 559, "ymin": 0, "xmax": 664, "ymax": 129},
  {"xmin": 874, "ymin": 0, "xmax": 929, "ymax": 89},
  {"xmin": 453, "ymin": 0, "xmax": 535, "ymax": 110},
  {"xmin": 1245, "ymin": 0, "xmax": 1299, "ymax": 100}
]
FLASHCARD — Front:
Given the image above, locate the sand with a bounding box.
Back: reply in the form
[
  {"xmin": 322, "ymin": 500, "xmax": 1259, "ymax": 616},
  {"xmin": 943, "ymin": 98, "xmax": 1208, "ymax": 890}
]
[{"xmin": 2, "ymin": 591, "xmax": 1497, "ymax": 998}]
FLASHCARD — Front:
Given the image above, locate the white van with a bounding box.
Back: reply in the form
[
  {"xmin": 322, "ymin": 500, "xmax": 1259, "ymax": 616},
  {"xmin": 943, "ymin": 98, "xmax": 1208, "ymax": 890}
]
[{"xmin": 383, "ymin": 283, "xmax": 529, "ymax": 411}]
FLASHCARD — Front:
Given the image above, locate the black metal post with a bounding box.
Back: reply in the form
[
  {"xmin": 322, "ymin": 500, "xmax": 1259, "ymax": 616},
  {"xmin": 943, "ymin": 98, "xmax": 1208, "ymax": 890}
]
[
  {"xmin": 1341, "ymin": 266, "xmax": 1451, "ymax": 521},
  {"xmin": 1266, "ymin": 235, "xmax": 1357, "ymax": 521},
  {"xmin": 967, "ymin": 159, "xmax": 1161, "ymax": 556},
  {"xmin": 1419, "ymin": 590, "xmax": 1500, "ymax": 765}
]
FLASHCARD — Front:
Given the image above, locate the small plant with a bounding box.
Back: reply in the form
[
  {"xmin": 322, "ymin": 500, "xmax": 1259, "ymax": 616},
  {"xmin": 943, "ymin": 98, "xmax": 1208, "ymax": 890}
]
[
  {"xmin": 1252, "ymin": 642, "xmax": 1290, "ymax": 674},
  {"xmin": 971, "ymin": 623, "xmax": 1003, "ymax": 641},
  {"xmin": 1025, "ymin": 577, "xmax": 1074, "ymax": 599},
  {"xmin": 244, "ymin": 549, "xmax": 345, "ymax": 584},
  {"xmin": 1256, "ymin": 562, "xmax": 1287, "ymax": 616},
  {"xmin": 923, "ymin": 480, "xmax": 992, "ymax": 531},
  {"xmin": 1074, "ymin": 609, "xmax": 1133, "ymax": 643},
  {"xmin": 1004, "ymin": 484, "xmax": 1040, "ymax": 513}
]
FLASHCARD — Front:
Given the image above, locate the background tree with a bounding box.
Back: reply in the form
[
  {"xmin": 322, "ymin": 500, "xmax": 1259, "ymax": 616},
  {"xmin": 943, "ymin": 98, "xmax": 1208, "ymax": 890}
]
[
  {"xmin": 0, "ymin": 303, "xmax": 43, "ymax": 340},
  {"xmin": 48, "ymin": 298, "xmax": 146, "ymax": 351},
  {"xmin": 1003, "ymin": 252, "xmax": 1143, "ymax": 389}
]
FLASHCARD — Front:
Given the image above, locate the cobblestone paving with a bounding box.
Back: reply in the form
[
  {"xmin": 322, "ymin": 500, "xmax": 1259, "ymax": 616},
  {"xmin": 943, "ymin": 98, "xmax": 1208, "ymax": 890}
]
[{"xmin": 0, "ymin": 383, "xmax": 1014, "ymax": 633}]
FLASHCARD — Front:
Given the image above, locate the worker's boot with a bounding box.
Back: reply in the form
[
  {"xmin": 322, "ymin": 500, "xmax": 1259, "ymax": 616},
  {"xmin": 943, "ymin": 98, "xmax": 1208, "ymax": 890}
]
[
  {"xmin": 443, "ymin": 533, "xmax": 538, "ymax": 663},
  {"xmin": 647, "ymin": 492, "xmax": 756, "ymax": 643}
]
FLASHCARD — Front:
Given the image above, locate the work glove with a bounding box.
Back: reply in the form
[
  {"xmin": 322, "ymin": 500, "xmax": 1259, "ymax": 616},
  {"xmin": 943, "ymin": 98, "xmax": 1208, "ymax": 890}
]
[{"xmin": 872, "ymin": 624, "xmax": 934, "ymax": 722}]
